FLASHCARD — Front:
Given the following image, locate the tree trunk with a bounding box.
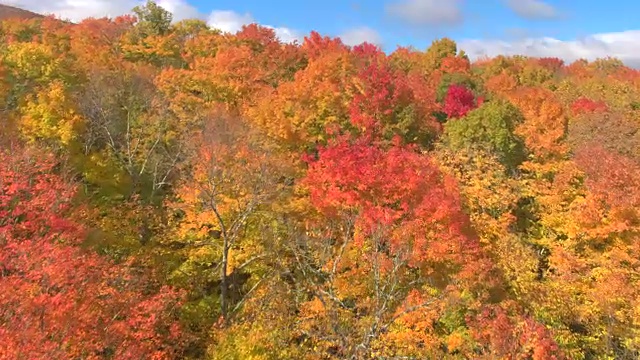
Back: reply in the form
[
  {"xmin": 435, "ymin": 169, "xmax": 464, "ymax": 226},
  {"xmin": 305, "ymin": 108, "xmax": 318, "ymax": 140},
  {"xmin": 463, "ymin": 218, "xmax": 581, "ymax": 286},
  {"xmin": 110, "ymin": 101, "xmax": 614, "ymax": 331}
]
[{"xmin": 220, "ymin": 237, "xmax": 229, "ymax": 323}]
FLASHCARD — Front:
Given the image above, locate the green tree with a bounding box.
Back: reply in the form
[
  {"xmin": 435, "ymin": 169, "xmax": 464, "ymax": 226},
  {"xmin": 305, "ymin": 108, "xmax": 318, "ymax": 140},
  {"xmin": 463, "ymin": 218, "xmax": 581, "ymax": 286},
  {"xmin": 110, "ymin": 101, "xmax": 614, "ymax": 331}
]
[
  {"xmin": 423, "ymin": 37, "xmax": 458, "ymax": 73},
  {"xmin": 132, "ymin": 0, "xmax": 173, "ymax": 37},
  {"xmin": 442, "ymin": 99, "xmax": 527, "ymax": 170}
]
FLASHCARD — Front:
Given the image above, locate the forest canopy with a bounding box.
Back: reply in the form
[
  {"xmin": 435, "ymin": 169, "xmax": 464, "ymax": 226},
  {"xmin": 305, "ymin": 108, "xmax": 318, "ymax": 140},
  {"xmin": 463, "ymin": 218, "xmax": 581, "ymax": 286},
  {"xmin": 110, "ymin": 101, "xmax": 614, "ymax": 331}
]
[{"xmin": 1, "ymin": 1, "xmax": 640, "ymax": 359}]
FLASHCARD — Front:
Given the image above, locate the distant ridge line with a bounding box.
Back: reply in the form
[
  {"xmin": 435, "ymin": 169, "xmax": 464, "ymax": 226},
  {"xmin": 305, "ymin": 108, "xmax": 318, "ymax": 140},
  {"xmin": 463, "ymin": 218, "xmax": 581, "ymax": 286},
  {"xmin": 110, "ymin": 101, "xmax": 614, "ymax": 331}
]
[{"xmin": 0, "ymin": 4, "xmax": 43, "ymax": 21}]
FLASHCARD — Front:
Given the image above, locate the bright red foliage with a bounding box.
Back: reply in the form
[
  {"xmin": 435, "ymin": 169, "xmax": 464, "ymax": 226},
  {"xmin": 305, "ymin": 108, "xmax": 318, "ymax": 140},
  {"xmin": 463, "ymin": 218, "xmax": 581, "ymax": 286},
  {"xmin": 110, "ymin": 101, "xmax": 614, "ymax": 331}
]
[
  {"xmin": 349, "ymin": 58, "xmax": 439, "ymax": 141},
  {"xmin": 537, "ymin": 57, "xmax": 565, "ymax": 72},
  {"xmin": 0, "ymin": 149, "xmax": 185, "ymax": 360},
  {"xmin": 443, "ymin": 84, "xmax": 477, "ymax": 118},
  {"xmin": 574, "ymin": 144, "xmax": 640, "ymax": 211},
  {"xmin": 570, "ymin": 97, "xmax": 609, "ymax": 116},
  {"xmin": 350, "ymin": 60, "xmax": 400, "ymax": 131},
  {"xmin": 351, "ymin": 42, "xmax": 383, "ymax": 58},
  {"xmin": 303, "ymin": 136, "xmax": 478, "ymax": 267},
  {"xmin": 469, "ymin": 304, "xmax": 563, "ymax": 359}
]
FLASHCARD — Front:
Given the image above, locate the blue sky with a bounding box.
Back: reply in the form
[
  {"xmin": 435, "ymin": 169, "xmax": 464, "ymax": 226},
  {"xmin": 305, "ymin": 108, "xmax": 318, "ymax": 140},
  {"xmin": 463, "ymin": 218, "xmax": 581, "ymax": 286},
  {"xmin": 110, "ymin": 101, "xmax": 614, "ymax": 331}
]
[
  {"xmin": 5, "ymin": 0, "xmax": 640, "ymax": 66},
  {"xmin": 185, "ymin": 0, "xmax": 637, "ymax": 48}
]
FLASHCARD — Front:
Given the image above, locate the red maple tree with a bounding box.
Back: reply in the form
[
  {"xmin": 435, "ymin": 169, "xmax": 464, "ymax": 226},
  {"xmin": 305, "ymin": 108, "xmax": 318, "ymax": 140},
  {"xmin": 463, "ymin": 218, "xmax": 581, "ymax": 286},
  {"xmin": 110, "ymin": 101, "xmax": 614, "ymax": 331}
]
[
  {"xmin": 443, "ymin": 84, "xmax": 478, "ymax": 118},
  {"xmin": 303, "ymin": 135, "xmax": 482, "ymax": 269},
  {"xmin": 0, "ymin": 148, "xmax": 186, "ymax": 360}
]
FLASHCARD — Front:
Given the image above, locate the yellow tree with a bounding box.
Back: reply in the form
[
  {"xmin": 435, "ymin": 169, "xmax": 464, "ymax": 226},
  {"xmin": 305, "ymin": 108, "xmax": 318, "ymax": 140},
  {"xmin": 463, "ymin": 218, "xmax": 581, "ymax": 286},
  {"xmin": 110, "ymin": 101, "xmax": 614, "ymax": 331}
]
[
  {"xmin": 246, "ymin": 44, "xmax": 355, "ymax": 151},
  {"xmin": 156, "ymin": 24, "xmax": 307, "ymax": 121},
  {"xmin": 169, "ymin": 110, "xmax": 296, "ymax": 328},
  {"xmin": 516, "ymin": 143, "xmax": 640, "ymax": 358},
  {"xmin": 507, "ymin": 87, "xmax": 568, "ymax": 164},
  {"xmin": 18, "ymin": 79, "xmax": 84, "ymax": 150}
]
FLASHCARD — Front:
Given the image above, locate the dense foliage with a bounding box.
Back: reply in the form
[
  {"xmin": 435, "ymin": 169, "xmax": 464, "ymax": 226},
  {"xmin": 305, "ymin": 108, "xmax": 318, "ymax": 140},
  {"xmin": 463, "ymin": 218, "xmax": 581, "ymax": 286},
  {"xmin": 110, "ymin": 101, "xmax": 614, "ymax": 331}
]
[{"xmin": 1, "ymin": 2, "xmax": 640, "ymax": 359}]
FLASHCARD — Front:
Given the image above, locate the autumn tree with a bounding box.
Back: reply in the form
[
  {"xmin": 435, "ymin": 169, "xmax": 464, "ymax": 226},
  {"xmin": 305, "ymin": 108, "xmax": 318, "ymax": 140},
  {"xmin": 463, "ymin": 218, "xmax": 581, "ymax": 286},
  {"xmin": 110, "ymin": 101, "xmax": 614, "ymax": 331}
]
[
  {"xmin": 0, "ymin": 146, "xmax": 187, "ymax": 359},
  {"xmin": 434, "ymin": 144, "xmax": 566, "ymax": 359},
  {"xmin": 168, "ymin": 110, "xmax": 297, "ymax": 336},
  {"xmin": 387, "ymin": 46, "xmax": 422, "ymax": 74},
  {"xmin": 75, "ymin": 61, "xmax": 187, "ymax": 200},
  {"xmin": 515, "ymin": 143, "xmax": 640, "ymax": 358},
  {"xmin": 507, "ymin": 87, "xmax": 568, "ymax": 164},
  {"xmin": 468, "ymin": 302, "xmax": 564, "ymax": 359},
  {"xmin": 246, "ymin": 41, "xmax": 355, "ymax": 151},
  {"xmin": 421, "ymin": 37, "xmax": 459, "ymax": 74},
  {"xmin": 568, "ymin": 111, "xmax": 640, "ymax": 163},
  {"xmin": 349, "ymin": 51, "xmax": 440, "ymax": 146},
  {"xmin": 132, "ymin": 0, "xmax": 173, "ymax": 36},
  {"xmin": 157, "ymin": 24, "xmax": 306, "ymax": 123},
  {"xmin": 441, "ymin": 99, "xmax": 527, "ymax": 170},
  {"xmin": 118, "ymin": 1, "xmax": 183, "ymax": 67},
  {"xmin": 301, "ymin": 31, "xmax": 348, "ymax": 60},
  {"xmin": 442, "ymin": 83, "xmax": 478, "ymax": 118},
  {"xmin": 570, "ymin": 97, "xmax": 608, "ymax": 116},
  {"xmin": 293, "ymin": 134, "xmax": 499, "ymax": 358},
  {"xmin": 537, "ymin": 57, "xmax": 564, "ymax": 72},
  {"xmin": 69, "ymin": 16, "xmax": 136, "ymax": 67},
  {"xmin": 0, "ymin": 36, "xmax": 76, "ymax": 113}
]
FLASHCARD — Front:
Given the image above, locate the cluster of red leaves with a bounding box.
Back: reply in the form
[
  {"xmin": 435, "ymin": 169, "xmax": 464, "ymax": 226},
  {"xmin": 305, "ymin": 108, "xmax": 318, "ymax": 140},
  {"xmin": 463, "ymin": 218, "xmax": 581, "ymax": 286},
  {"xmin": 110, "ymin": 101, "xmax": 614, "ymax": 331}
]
[
  {"xmin": 0, "ymin": 149, "xmax": 185, "ymax": 360},
  {"xmin": 570, "ymin": 97, "xmax": 608, "ymax": 116},
  {"xmin": 537, "ymin": 57, "xmax": 565, "ymax": 72},
  {"xmin": 468, "ymin": 304, "xmax": 563, "ymax": 360},
  {"xmin": 351, "ymin": 42, "xmax": 384, "ymax": 60},
  {"xmin": 349, "ymin": 59, "xmax": 403, "ymax": 131},
  {"xmin": 349, "ymin": 57, "xmax": 439, "ymax": 138},
  {"xmin": 303, "ymin": 136, "xmax": 479, "ymax": 267},
  {"xmin": 574, "ymin": 144, "xmax": 640, "ymax": 209},
  {"xmin": 443, "ymin": 84, "xmax": 478, "ymax": 118}
]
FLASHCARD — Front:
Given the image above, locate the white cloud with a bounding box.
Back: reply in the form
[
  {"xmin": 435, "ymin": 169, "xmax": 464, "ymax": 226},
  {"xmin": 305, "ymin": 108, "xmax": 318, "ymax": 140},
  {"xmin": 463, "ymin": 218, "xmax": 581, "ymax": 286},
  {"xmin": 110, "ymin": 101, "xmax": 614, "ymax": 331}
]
[
  {"xmin": 339, "ymin": 26, "xmax": 382, "ymax": 46},
  {"xmin": 459, "ymin": 30, "xmax": 640, "ymax": 68},
  {"xmin": 155, "ymin": 0, "xmax": 201, "ymax": 22},
  {"xmin": 504, "ymin": 0, "xmax": 558, "ymax": 20},
  {"xmin": 206, "ymin": 10, "xmax": 302, "ymax": 43},
  {"xmin": 386, "ymin": 0, "xmax": 462, "ymax": 26},
  {"xmin": 268, "ymin": 26, "xmax": 303, "ymax": 44},
  {"xmin": 206, "ymin": 10, "xmax": 253, "ymax": 33}
]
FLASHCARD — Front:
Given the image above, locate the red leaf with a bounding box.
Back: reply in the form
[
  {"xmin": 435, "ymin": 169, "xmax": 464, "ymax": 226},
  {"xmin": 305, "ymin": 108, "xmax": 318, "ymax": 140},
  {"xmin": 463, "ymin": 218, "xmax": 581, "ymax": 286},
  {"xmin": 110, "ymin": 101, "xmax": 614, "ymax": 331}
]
[{"xmin": 443, "ymin": 84, "xmax": 477, "ymax": 118}]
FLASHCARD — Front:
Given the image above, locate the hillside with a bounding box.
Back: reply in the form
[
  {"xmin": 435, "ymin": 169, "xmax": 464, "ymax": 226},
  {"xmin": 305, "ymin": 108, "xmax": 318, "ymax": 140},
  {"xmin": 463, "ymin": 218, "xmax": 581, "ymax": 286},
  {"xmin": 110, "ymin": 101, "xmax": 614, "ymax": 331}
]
[
  {"xmin": 1, "ymin": 1, "xmax": 639, "ymax": 360},
  {"xmin": 0, "ymin": 3, "xmax": 42, "ymax": 21}
]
